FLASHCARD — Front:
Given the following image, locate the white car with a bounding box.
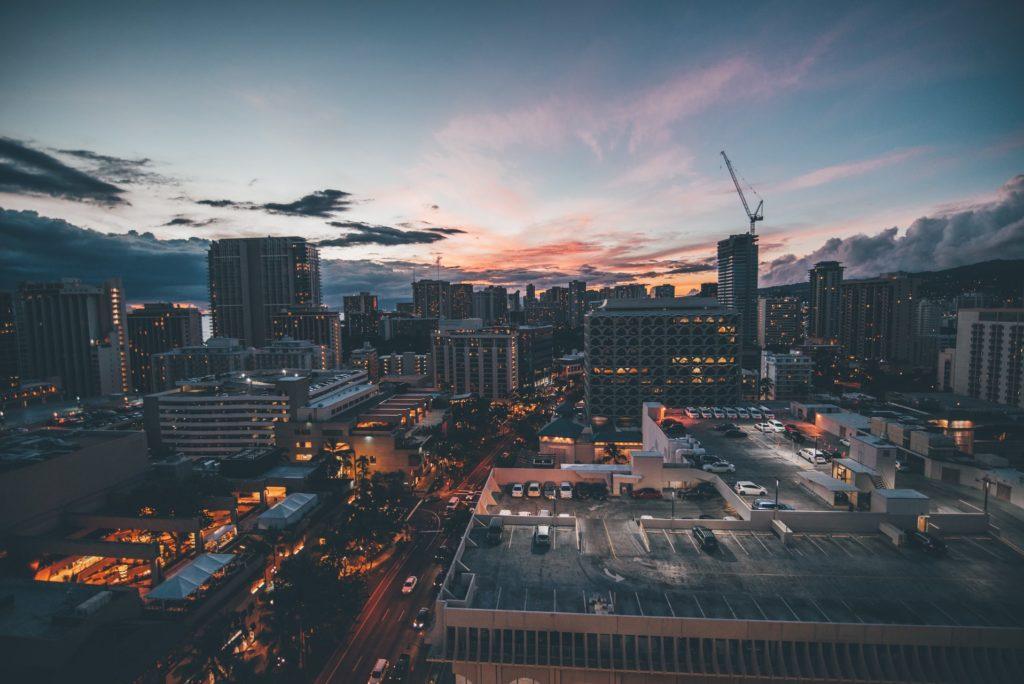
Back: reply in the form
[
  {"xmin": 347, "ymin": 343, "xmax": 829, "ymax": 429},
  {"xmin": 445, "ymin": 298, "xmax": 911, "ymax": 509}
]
[
  {"xmin": 736, "ymin": 408, "xmax": 750, "ymax": 419},
  {"xmin": 401, "ymin": 575, "xmax": 418, "ymax": 594},
  {"xmin": 760, "ymin": 406, "xmax": 776, "ymax": 420},
  {"xmin": 685, "ymin": 407, "xmax": 699, "ymax": 419},
  {"xmin": 699, "ymin": 408, "xmax": 713, "ymax": 419},
  {"xmin": 702, "ymin": 461, "xmax": 736, "ymax": 474},
  {"xmin": 712, "ymin": 408, "xmax": 725, "ymax": 419},
  {"xmin": 511, "ymin": 483, "xmax": 524, "ymax": 498},
  {"xmin": 725, "ymin": 408, "xmax": 738, "ymax": 419},
  {"xmin": 767, "ymin": 419, "xmax": 785, "ymax": 432},
  {"xmin": 748, "ymin": 407, "xmax": 762, "ymax": 419},
  {"xmin": 733, "ymin": 481, "xmax": 769, "ymax": 496},
  {"xmin": 527, "ymin": 481, "xmax": 542, "ymax": 498},
  {"xmin": 368, "ymin": 658, "xmax": 389, "ymax": 684},
  {"xmin": 754, "ymin": 422, "xmax": 772, "ymax": 432},
  {"xmin": 559, "ymin": 482, "xmax": 573, "ymax": 499},
  {"xmin": 799, "ymin": 448, "xmax": 828, "ymax": 465}
]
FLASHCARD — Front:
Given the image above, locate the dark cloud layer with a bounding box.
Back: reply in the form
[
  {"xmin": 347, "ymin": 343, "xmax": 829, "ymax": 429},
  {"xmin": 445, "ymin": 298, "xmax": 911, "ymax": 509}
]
[
  {"xmin": 0, "ymin": 138, "xmax": 127, "ymax": 204},
  {"xmin": 162, "ymin": 216, "xmax": 219, "ymax": 227},
  {"xmin": 319, "ymin": 221, "xmax": 466, "ymax": 247},
  {"xmin": 196, "ymin": 189, "xmax": 353, "ymax": 217},
  {"xmin": 0, "ymin": 208, "xmax": 209, "ymax": 301},
  {"xmin": 55, "ymin": 148, "xmax": 168, "ymax": 185},
  {"xmin": 762, "ymin": 175, "xmax": 1024, "ymax": 285}
]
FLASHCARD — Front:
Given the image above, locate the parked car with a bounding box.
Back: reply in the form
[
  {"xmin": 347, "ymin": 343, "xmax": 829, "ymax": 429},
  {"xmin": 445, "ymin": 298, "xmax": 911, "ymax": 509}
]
[
  {"xmin": 798, "ymin": 448, "xmax": 828, "ymax": 465},
  {"xmin": 753, "ymin": 499, "xmax": 794, "ymax": 510},
  {"xmin": 724, "ymin": 408, "xmax": 738, "ymax": 419},
  {"xmin": 368, "ymin": 658, "xmax": 389, "ymax": 684},
  {"xmin": 527, "ymin": 481, "xmax": 542, "ymax": 497},
  {"xmin": 713, "ymin": 422, "xmax": 738, "ymax": 432},
  {"xmin": 699, "ymin": 407, "xmax": 713, "ymax": 419},
  {"xmin": 906, "ymin": 529, "xmax": 947, "ymax": 555},
  {"xmin": 747, "ymin": 407, "xmax": 762, "ymax": 419},
  {"xmin": 511, "ymin": 483, "xmax": 525, "ymax": 498},
  {"xmin": 692, "ymin": 525, "xmax": 718, "ymax": 551},
  {"xmin": 754, "ymin": 422, "xmax": 772, "ymax": 432},
  {"xmin": 736, "ymin": 408, "xmax": 750, "ymax": 419},
  {"xmin": 445, "ymin": 496, "xmax": 461, "ymax": 513},
  {"xmin": 679, "ymin": 482, "xmax": 717, "ymax": 499},
  {"xmin": 632, "ymin": 487, "xmax": 664, "ymax": 500},
  {"xmin": 401, "ymin": 576, "xmax": 418, "ymax": 594},
  {"xmin": 767, "ymin": 420, "xmax": 785, "ymax": 432},
  {"xmin": 702, "ymin": 461, "xmax": 736, "ymax": 474},
  {"xmin": 724, "ymin": 429, "xmax": 747, "ymax": 439},
  {"xmin": 785, "ymin": 431, "xmax": 808, "ymax": 444},
  {"xmin": 559, "ymin": 482, "xmax": 574, "ymax": 499},
  {"xmin": 533, "ymin": 524, "xmax": 551, "ymax": 548},
  {"xmin": 760, "ymin": 406, "xmax": 776, "ymax": 420},
  {"xmin": 712, "ymin": 408, "xmax": 725, "ymax": 419},
  {"xmin": 784, "ymin": 423, "xmax": 802, "ymax": 433},
  {"xmin": 685, "ymin": 407, "xmax": 700, "ymax": 418},
  {"xmin": 542, "ymin": 481, "xmax": 558, "ymax": 499},
  {"xmin": 385, "ymin": 654, "xmax": 410, "ymax": 683},
  {"xmin": 733, "ymin": 481, "xmax": 769, "ymax": 496},
  {"xmin": 412, "ymin": 607, "xmax": 432, "ymax": 630}
]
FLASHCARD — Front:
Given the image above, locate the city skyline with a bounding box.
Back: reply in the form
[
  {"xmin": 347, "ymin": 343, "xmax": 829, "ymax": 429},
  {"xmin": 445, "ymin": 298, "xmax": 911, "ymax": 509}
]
[{"xmin": 1, "ymin": 1, "xmax": 1023, "ymax": 306}]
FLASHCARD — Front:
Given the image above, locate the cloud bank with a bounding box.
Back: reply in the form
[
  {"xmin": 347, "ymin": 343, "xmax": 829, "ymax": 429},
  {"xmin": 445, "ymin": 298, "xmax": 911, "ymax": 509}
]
[
  {"xmin": 197, "ymin": 188, "xmax": 353, "ymax": 217},
  {"xmin": 0, "ymin": 138, "xmax": 127, "ymax": 205},
  {"xmin": 762, "ymin": 175, "xmax": 1024, "ymax": 285},
  {"xmin": 319, "ymin": 221, "xmax": 466, "ymax": 247}
]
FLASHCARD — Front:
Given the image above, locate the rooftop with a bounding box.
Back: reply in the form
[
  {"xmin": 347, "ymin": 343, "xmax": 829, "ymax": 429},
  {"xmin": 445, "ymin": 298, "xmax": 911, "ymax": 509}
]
[
  {"xmin": 454, "ymin": 519, "xmax": 1024, "ymax": 629},
  {"xmin": 0, "ymin": 429, "xmax": 140, "ymax": 471}
]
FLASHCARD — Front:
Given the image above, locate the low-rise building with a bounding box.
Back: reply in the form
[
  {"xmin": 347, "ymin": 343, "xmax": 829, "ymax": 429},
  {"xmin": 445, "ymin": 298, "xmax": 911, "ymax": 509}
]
[{"xmin": 760, "ymin": 350, "xmax": 812, "ymax": 400}]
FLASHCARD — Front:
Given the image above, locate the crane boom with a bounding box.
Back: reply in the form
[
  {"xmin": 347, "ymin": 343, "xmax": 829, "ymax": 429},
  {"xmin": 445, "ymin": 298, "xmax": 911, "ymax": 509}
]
[{"xmin": 720, "ymin": 150, "xmax": 763, "ymax": 235}]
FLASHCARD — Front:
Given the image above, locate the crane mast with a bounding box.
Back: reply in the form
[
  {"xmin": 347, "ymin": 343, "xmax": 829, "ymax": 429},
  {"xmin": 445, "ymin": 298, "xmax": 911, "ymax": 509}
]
[{"xmin": 720, "ymin": 150, "xmax": 763, "ymax": 235}]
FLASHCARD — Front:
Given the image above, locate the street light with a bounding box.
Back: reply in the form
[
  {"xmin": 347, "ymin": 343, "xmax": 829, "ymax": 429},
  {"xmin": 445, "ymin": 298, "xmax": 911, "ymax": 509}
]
[{"xmin": 981, "ymin": 477, "xmax": 992, "ymax": 513}]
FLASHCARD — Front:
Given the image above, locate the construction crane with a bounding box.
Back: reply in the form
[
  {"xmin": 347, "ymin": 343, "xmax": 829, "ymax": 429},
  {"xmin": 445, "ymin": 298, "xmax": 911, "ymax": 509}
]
[{"xmin": 720, "ymin": 150, "xmax": 763, "ymax": 235}]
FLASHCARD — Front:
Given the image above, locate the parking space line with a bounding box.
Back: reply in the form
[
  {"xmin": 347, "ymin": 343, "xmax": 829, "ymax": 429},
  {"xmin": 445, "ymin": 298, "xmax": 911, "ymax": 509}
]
[
  {"xmin": 808, "ymin": 597, "xmax": 830, "ymax": 622},
  {"xmin": 495, "ymin": 586, "xmax": 502, "ymax": 609},
  {"xmin": 722, "ymin": 595, "xmax": 738, "ymax": 619},
  {"xmin": 686, "ymin": 531, "xmax": 701, "ymax": 551},
  {"xmin": 960, "ymin": 536, "xmax": 1004, "ymax": 561},
  {"xmin": 751, "ymin": 597, "xmax": 768, "ymax": 620},
  {"xmin": 929, "ymin": 601, "xmax": 959, "ymax": 626},
  {"xmin": 692, "ymin": 595, "xmax": 706, "ymax": 618},
  {"xmin": 730, "ymin": 532, "xmax": 750, "ymax": 556},
  {"xmin": 507, "ymin": 526, "xmax": 514, "ymax": 549},
  {"xmin": 847, "ymin": 535, "xmax": 874, "ymax": 553},
  {"xmin": 828, "ymin": 535, "xmax": 854, "ymax": 557},
  {"xmin": 839, "ymin": 599, "xmax": 864, "ymax": 623},
  {"xmin": 523, "ymin": 588, "xmax": 529, "ymax": 611},
  {"xmin": 898, "ymin": 600, "xmax": 925, "ymax": 624},
  {"xmin": 779, "ymin": 596, "xmax": 800, "ymax": 621},
  {"xmin": 635, "ymin": 592, "xmax": 644, "ymax": 616},
  {"xmin": 804, "ymin": 535, "xmax": 828, "ymax": 555},
  {"xmin": 662, "ymin": 529, "xmax": 677, "ymax": 553},
  {"xmin": 551, "ymin": 528, "xmax": 557, "ymax": 550},
  {"xmin": 664, "ymin": 593, "xmax": 675, "ymax": 617},
  {"xmin": 751, "ymin": 533, "xmax": 772, "ymax": 554},
  {"xmin": 601, "ymin": 519, "xmax": 618, "ymax": 559}
]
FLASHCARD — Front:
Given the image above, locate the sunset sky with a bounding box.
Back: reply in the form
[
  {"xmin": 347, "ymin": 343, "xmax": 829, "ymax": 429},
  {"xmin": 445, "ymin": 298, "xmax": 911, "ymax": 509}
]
[{"xmin": 1, "ymin": 1, "xmax": 1022, "ymax": 306}]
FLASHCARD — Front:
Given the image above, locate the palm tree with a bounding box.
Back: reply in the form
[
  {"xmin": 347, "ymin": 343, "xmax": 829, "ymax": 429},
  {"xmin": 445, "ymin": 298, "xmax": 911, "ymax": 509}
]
[{"xmin": 758, "ymin": 376, "xmax": 775, "ymax": 400}]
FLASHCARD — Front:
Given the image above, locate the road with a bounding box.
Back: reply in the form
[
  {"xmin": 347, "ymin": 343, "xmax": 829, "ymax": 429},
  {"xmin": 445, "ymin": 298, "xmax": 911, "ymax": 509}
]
[{"xmin": 317, "ymin": 436, "xmax": 507, "ymax": 684}]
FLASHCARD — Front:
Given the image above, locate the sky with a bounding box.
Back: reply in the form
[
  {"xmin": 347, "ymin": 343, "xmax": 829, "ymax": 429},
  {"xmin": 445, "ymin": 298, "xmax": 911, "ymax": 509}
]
[{"xmin": 1, "ymin": 1, "xmax": 1022, "ymax": 308}]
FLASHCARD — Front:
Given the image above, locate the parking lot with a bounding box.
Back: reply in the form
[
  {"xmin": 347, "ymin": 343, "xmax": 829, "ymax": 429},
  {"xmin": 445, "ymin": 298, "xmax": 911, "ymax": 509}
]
[
  {"xmin": 682, "ymin": 417, "xmax": 834, "ymax": 511},
  {"xmin": 485, "ymin": 485, "xmax": 731, "ymax": 520},
  {"xmin": 461, "ymin": 518, "xmax": 1024, "ymax": 628}
]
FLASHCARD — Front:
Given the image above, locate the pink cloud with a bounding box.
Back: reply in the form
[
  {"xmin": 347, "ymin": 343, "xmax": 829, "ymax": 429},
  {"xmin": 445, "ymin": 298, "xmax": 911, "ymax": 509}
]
[{"xmin": 777, "ymin": 147, "xmax": 929, "ymax": 192}]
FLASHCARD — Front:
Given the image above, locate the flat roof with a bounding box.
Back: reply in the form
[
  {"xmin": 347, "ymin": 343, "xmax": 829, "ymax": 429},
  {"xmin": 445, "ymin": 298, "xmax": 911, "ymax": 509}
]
[
  {"xmin": 798, "ymin": 470, "xmax": 859, "ymax": 491},
  {"xmin": 453, "ymin": 518, "xmax": 1024, "ymax": 629},
  {"xmin": 874, "ymin": 488, "xmax": 929, "ymax": 499}
]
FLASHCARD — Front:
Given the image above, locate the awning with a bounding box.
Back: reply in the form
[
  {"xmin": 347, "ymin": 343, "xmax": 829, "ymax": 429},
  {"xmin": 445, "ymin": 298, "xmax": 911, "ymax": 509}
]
[
  {"xmin": 147, "ymin": 553, "xmax": 236, "ymax": 601},
  {"xmin": 257, "ymin": 492, "xmax": 319, "ymax": 530}
]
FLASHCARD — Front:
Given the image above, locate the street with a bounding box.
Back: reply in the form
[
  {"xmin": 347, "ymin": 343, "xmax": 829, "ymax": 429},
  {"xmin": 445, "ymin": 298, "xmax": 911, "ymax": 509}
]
[{"xmin": 316, "ymin": 436, "xmax": 506, "ymax": 684}]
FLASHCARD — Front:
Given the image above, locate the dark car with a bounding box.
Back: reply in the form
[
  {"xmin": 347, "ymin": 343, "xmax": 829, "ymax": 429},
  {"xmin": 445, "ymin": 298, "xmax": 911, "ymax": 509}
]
[
  {"xmin": 692, "ymin": 525, "xmax": 718, "ymax": 551},
  {"xmin": 412, "ymin": 607, "xmax": 432, "ymax": 630},
  {"xmin": 784, "ymin": 424, "xmax": 802, "ymax": 433},
  {"xmin": 906, "ymin": 529, "xmax": 947, "ymax": 555},
  {"xmin": 385, "ymin": 653, "xmax": 410, "ymax": 683},
  {"xmin": 433, "ymin": 572, "xmax": 446, "ymax": 589},
  {"xmin": 631, "ymin": 487, "xmax": 663, "ymax": 500},
  {"xmin": 433, "ymin": 546, "xmax": 454, "ymax": 564},
  {"xmin": 753, "ymin": 499, "xmax": 794, "ymax": 511},
  {"xmin": 724, "ymin": 429, "xmax": 747, "ymax": 439},
  {"xmin": 678, "ymin": 482, "xmax": 717, "ymax": 500},
  {"xmin": 713, "ymin": 423, "xmax": 739, "ymax": 432}
]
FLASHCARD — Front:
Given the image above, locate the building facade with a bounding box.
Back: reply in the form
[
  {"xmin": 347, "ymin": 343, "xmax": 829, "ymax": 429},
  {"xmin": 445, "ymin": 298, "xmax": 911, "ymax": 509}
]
[
  {"xmin": 432, "ymin": 328, "xmax": 519, "ymax": 400},
  {"xmin": 151, "ymin": 337, "xmax": 250, "ymax": 390},
  {"xmin": 585, "ymin": 298, "xmax": 740, "ymax": 426},
  {"xmin": 717, "ymin": 233, "xmax": 759, "ymax": 353},
  {"xmin": 757, "ymin": 296, "xmax": 803, "ymax": 350},
  {"xmin": 127, "ymin": 303, "xmax": 203, "ymax": 393},
  {"xmin": 207, "ymin": 237, "xmax": 321, "ymax": 347},
  {"xmin": 341, "ymin": 292, "xmax": 380, "ymax": 344},
  {"xmin": 15, "ymin": 278, "xmax": 130, "ymax": 397},
  {"xmin": 760, "ymin": 350, "xmax": 813, "ymax": 400},
  {"xmin": 652, "ymin": 284, "xmax": 675, "ymax": 299},
  {"xmin": 517, "ymin": 325, "xmax": 554, "ymax": 389},
  {"xmin": 450, "ymin": 283, "xmax": 475, "ymax": 320},
  {"xmin": 839, "ymin": 274, "xmax": 919, "ymax": 363},
  {"xmin": 808, "ymin": 260, "xmax": 844, "ymax": 342},
  {"xmin": 379, "ymin": 351, "xmax": 432, "ymax": 377},
  {"xmin": 0, "ymin": 291, "xmax": 19, "ymax": 390},
  {"xmin": 952, "ymin": 309, "xmax": 1024, "ymax": 408},
  {"xmin": 271, "ymin": 305, "xmax": 342, "ymax": 368},
  {"xmin": 413, "ymin": 279, "xmax": 451, "ymax": 319}
]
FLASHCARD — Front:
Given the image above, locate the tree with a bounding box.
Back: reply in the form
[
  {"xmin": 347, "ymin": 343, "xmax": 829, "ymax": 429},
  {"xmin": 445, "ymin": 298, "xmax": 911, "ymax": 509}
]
[
  {"xmin": 188, "ymin": 612, "xmax": 239, "ymax": 682},
  {"xmin": 757, "ymin": 376, "xmax": 775, "ymax": 400}
]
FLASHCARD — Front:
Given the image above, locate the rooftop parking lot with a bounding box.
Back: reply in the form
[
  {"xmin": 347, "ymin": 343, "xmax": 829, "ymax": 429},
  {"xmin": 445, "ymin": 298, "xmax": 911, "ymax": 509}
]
[
  {"xmin": 458, "ymin": 518, "xmax": 1024, "ymax": 629},
  {"xmin": 485, "ymin": 485, "xmax": 731, "ymax": 520}
]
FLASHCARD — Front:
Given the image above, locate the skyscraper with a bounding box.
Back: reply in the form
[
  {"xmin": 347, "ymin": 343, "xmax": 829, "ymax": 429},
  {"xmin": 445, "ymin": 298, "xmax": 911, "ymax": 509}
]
[
  {"xmin": 568, "ymin": 279, "xmax": 588, "ymax": 327},
  {"xmin": 207, "ymin": 237, "xmax": 321, "ymax": 347},
  {"xmin": 952, "ymin": 309, "xmax": 1024, "ymax": 408},
  {"xmin": 341, "ymin": 292, "xmax": 380, "ymax": 342},
  {"xmin": 472, "ymin": 285, "xmax": 509, "ymax": 325},
  {"xmin": 757, "ymin": 296, "xmax": 803, "ymax": 350},
  {"xmin": 0, "ymin": 292, "xmax": 18, "ymax": 390},
  {"xmin": 717, "ymin": 233, "xmax": 759, "ymax": 354},
  {"xmin": 652, "ymin": 284, "xmax": 675, "ymax": 299},
  {"xmin": 450, "ymin": 283, "xmax": 475, "ymax": 319},
  {"xmin": 412, "ymin": 279, "xmax": 451, "ymax": 319},
  {"xmin": 839, "ymin": 273, "xmax": 919, "ymax": 363},
  {"xmin": 808, "ymin": 261, "xmax": 843, "ymax": 342},
  {"xmin": 15, "ymin": 278, "xmax": 130, "ymax": 397},
  {"xmin": 585, "ymin": 298, "xmax": 740, "ymax": 426},
  {"xmin": 127, "ymin": 303, "xmax": 203, "ymax": 393}
]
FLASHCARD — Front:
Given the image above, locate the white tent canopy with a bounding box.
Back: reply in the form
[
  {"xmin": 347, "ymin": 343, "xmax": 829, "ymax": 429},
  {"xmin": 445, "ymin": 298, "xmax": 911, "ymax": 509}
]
[
  {"xmin": 147, "ymin": 553, "xmax": 236, "ymax": 601},
  {"xmin": 257, "ymin": 492, "xmax": 318, "ymax": 530}
]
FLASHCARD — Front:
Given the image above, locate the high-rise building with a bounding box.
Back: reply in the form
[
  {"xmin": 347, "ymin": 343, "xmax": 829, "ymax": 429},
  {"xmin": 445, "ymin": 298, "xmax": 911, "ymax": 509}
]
[
  {"xmin": 652, "ymin": 284, "xmax": 675, "ymax": 299},
  {"xmin": 760, "ymin": 350, "xmax": 813, "ymax": 400},
  {"xmin": 913, "ymin": 298, "xmax": 955, "ymax": 369},
  {"xmin": 808, "ymin": 261, "xmax": 844, "ymax": 342},
  {"xmin": 525, "ymin": 283, "xmax": 536, "ymax": 303},
  {"xmin": 612, "ymin": 284, "xmax": 649, "ymax": 299},
  {"xmin": 450, "ymin": 283, "xmax": 475, "ymax": 319},
  {"xmin": 757, "ymin": 296, "xmax": 803, "ymax": 350},
  {"xmin": 585, "ymin": 298, "xmax": 740, "ymax": 426},
  {"xmin": 127, "ymin": 303, "xmax": 203, "ymax": 393},
  {"xmin": 517, "ymin": 325, "xmax": 554, "ymax": 388},
  {"xmin": 14, "ymin": 278, "xmax": 130, "ymax": 397},
  {"xmin": 568, "ymin": 280, "xmax": 588, "ymax": 327},
  {"xmin": 717, "ymin": 233, "xmax": 759, "ymax": 354},
  {"xmin": 432, "ymin": 328, "xmax": 518, "ymax": 399},
  {"xmin": 208, "ymin": 237, "xmax": 321, "ymax": 347},
  {"xmin": 839, "ymin": 274, "xmax": 919, "ymax": 363},
  {"xmin": 341, "ymin": 292, "xmax": 380, "ymax": 344},
  {"xmin": 271, "ymin": 306, "xmax": 342, "ymax": 368},
  {"xmin": 413, "ymin": 279, "xmax": 451, "ymax": 319},
  {"xmin": 472, "ymin": 286, "xmax": 510, "ymax": 325},
  {"xmin": 699, "ymin": 282, "xmax": 718, "ymax": 298},
  {"xmin": 379, "ymin": 351, "xmax": 432, "ymax": 377},
  {"xmin": 350, "ymin": 342, "xmax": 380, "ymax": 381},
  {"xmin": 0, "ymin": 292, "xmax": 18, "ymax": 390},
  {"xmin": 952, "ymin": 309, "xmax": 1024, "ymax": 408}
]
